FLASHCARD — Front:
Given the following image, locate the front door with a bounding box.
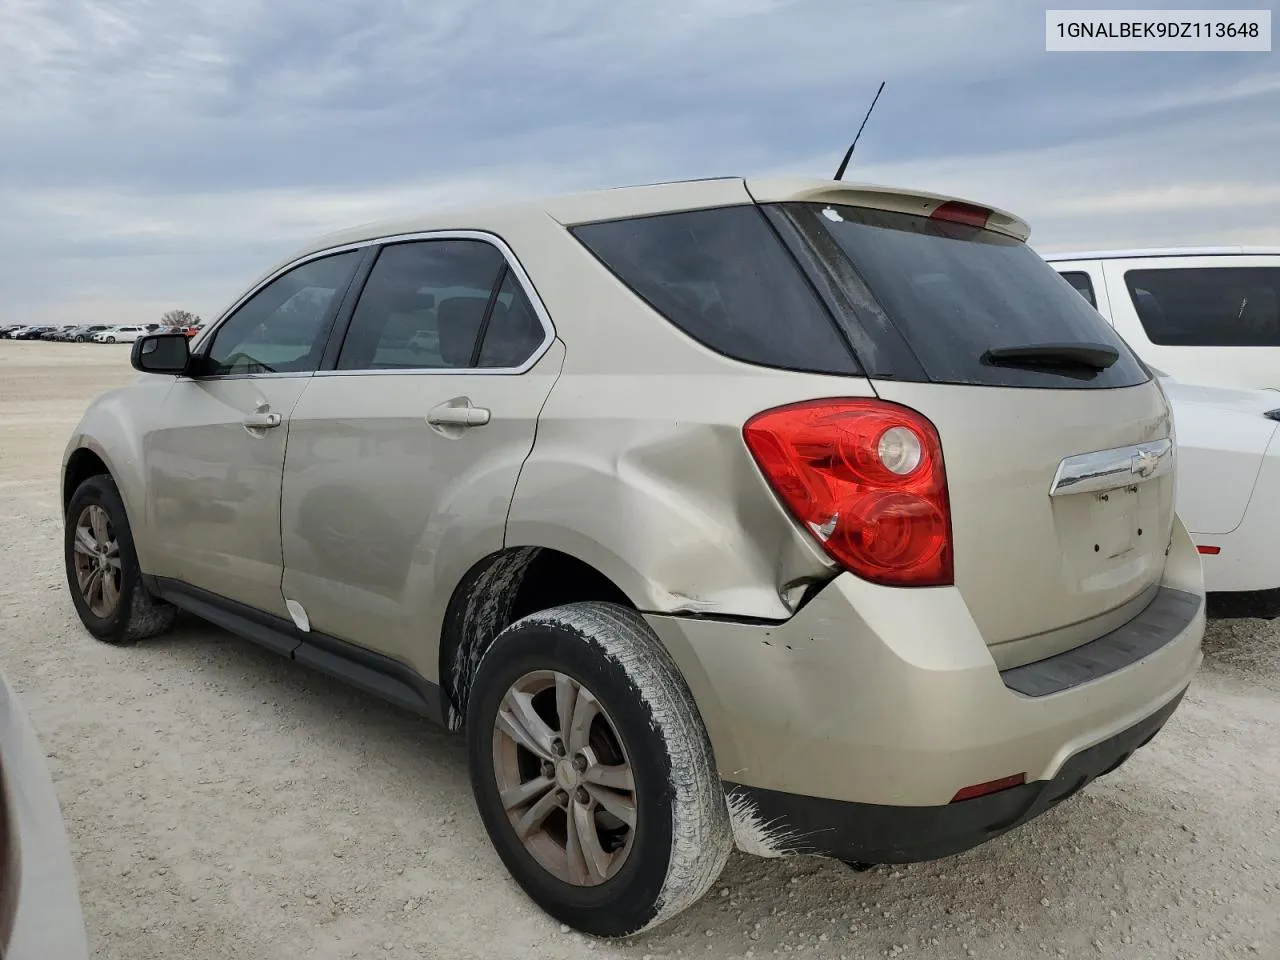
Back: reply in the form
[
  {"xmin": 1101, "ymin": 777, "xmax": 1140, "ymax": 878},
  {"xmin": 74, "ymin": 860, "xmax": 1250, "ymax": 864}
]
[
  {"xmin": 143, "ymin": 249, "xmax": 363, "ymax": 616},
  {"xmin": 280, "ymin": 237, "xmax": 561, "ymax": 673}
]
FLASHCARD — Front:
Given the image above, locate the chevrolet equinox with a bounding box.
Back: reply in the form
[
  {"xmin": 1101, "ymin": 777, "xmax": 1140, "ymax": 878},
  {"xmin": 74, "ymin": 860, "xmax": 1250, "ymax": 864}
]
[{"xmin": 61, "ymin": 177, "xmax": 1205, "ymax": 937}]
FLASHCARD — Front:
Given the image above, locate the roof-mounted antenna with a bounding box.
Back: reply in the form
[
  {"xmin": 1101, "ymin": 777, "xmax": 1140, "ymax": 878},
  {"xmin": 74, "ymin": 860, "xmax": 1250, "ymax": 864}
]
[{"xmin": 833, "ymin": 81, "xmax": 885, "ymax": 181}]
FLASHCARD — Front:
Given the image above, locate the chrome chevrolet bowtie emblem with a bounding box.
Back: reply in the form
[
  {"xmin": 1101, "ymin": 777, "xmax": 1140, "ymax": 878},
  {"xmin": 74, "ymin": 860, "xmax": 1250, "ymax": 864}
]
[{"xmin": 1131, "ymin": 448, "xmax": 1161, "ymax": 478}]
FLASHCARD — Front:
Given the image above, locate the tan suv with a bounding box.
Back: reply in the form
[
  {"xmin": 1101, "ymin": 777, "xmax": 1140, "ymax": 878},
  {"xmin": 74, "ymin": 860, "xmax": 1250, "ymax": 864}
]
[{"xmin": 61, "ymin": 177, "xmax": 1205, "ymax": 938}]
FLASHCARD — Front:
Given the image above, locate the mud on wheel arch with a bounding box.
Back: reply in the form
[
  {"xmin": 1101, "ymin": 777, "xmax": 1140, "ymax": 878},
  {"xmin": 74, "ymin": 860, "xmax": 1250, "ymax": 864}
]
[{"xmin": 440, "ymin": 546, "xmax": 635, "ymax": 730}]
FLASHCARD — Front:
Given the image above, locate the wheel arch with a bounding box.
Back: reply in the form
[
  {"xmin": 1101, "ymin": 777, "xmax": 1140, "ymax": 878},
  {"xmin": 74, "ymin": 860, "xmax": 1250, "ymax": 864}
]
[{"xmin": 438, "ymin": 546, "xmax": 636, "ymax": 730}]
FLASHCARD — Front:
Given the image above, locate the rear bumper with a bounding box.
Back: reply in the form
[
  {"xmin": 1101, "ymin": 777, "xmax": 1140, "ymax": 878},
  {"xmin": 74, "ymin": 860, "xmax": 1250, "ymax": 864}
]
[
  {"xmin": 645, "ymin": 518, "xmax": 1204, "ymax": 858},
  {"xmin": 723, "ymin": 687, "xmax": 1184, "ymax": 863}
]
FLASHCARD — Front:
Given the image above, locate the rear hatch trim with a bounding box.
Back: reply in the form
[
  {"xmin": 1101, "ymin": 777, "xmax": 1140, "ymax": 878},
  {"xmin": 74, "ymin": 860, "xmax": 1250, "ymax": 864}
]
[{"xmin": 1050, "ymin": 438, "xmax": 1174, "ymax": 497}]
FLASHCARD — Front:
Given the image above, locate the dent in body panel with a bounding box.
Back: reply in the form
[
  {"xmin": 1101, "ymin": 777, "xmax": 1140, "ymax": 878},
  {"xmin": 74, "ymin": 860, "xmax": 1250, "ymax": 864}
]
[{"xmin": 505, "ymin": 372, "xmax": 860, "ymax": 620}]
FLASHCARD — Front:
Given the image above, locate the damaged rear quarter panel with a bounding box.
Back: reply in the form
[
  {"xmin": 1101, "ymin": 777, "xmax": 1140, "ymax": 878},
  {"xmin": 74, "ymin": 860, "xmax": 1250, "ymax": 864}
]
[{"xmin": 504, "ymin": 370, "xmax": 873, "ymax": 620}]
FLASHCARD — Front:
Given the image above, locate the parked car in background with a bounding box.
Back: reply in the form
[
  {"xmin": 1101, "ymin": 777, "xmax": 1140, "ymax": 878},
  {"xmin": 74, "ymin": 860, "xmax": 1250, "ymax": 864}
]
[
  {"xmin": 12, "ymin": 326, "xmax": 55, "ymax": 340},
  {"xmin": 1052, "ymin": 265, "xmax": 1280, "ymax": 618},
  {"xmin": 0, "ymin": 325, "xmax": 25, "ymax": 339},
  {"xmin": 0, "ymin": 669, "xmax": 91, "ymax": 959},
  {"xmin": 62, "ymin": 177, "xmax": 1204, "ymax": 937},
  {"xmin": 42, "ymin": 325, "xmax": 79, "ymax": 341},
  {"xmin": 1046, "ymin": 247, "xmax": 1280, "ymax": 392},
  {"xmin": 93, "ymin": 325, "xmax": 146, "ymax": 343},
  {"xmin": 1159, "ymin": 377, "xmax": 1280, "ymax": 618},
  {"xmin": 70, "ymin": 325, "xmax": 112, "ymax": 342}
]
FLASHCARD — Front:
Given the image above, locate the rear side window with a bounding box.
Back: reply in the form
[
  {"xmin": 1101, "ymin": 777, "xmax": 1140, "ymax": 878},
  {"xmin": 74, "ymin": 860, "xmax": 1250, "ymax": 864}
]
[
  {"xmin": 1124, "ymin": 266, "xmax": 1280, "ymax": 346},
  {"xmin": 785, "ymin": 204, "xmax": 1148, "ymax": 389},
  {"xmin": 571, "ymin": 206, "xmax": 860, "ymax": 375},
  {"xmin": 1059, "ymin": 271, "xmax": 1097, "ymax": 307},
  {"xmin": 338, "ymin": 240, "xmax": 505, "ymax": 370}
]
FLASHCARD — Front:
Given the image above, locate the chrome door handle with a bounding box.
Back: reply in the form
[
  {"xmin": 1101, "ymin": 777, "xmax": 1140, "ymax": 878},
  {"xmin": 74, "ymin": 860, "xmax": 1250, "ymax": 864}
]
[
  {"xmin": 243, "ymin": 411, "xmax": 282, "ymax": 429},
  {"xmin": 427, "ymin": 400, "xmax": 491, "ymax": 427}
]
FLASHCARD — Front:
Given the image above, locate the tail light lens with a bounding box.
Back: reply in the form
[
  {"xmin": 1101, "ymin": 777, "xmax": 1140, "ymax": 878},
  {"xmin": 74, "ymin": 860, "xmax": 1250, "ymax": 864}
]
[{"xmin": 744, "ymin": 398, "xmax": 953, "ymax": 587}]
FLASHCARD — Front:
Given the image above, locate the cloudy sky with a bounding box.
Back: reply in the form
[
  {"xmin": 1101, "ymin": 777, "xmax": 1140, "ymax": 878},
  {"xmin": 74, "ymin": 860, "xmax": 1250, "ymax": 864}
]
[{"xmin": 1, "ymin": 0, "xmax": 1277, "ymax": 325}]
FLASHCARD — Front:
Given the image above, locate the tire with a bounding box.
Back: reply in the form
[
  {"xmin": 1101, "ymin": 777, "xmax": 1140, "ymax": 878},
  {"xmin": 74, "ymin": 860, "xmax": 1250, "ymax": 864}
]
[
  {"xmin": 466, "ymin": 601, "xmax": 732, "ymax": 938},
  {"xmin": 105, "ymin": 336, "xmax": 116, "ymax": 343},
  {"xmin": 64, "ymin": 474, "xmax": 176, "ymax": 645}
]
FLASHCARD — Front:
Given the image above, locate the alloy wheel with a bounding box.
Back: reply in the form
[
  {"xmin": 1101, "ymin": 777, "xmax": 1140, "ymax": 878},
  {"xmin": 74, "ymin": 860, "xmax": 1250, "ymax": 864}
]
[
  {"xmin": 72, "ymin": 504, "xmax": 123, "ymax": 618},
  {"xmin": 491, "ymin": 670, "xmax": 637, "ymax": 886}
]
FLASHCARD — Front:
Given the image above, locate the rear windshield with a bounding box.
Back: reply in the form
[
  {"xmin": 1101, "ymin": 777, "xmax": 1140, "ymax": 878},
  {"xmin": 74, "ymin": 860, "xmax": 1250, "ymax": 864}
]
[
  {"xmin": 779, "ymin": 203, "xmax": 1150, "ymax": 389},
  {"xmin": 1124, "ymin": 266, "xmax": 1280, "ymax": 346},
  {"xmin": 571, "ymin": 206, "xmax": 860, "ymax": 376}
]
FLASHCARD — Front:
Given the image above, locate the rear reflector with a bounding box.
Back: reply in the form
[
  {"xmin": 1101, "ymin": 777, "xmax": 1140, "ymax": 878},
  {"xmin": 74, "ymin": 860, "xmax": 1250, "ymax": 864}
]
[
  {"xmin": 1197, "ymin": 545, "xmax": 1221, "ymax": 556},
  {"xmin": 929, "ymin": 201, "xmax": 992, "ymax": 229},
  {"xmin": 950, "ymin": 773, "xmax": 1026, "ymax": 804}
]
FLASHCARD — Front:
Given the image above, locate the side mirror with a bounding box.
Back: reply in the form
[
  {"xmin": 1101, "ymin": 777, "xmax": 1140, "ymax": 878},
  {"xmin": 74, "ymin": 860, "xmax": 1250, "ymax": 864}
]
[{"xmin": 131, "ymin": 333, "xmax": 191, "ymax": 375}]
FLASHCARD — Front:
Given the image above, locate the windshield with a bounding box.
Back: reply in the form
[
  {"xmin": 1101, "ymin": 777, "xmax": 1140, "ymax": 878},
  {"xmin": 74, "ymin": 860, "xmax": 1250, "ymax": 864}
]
[{"xmin": 777, "ymin": 202, "xmax": 1151, "ymax": 389}]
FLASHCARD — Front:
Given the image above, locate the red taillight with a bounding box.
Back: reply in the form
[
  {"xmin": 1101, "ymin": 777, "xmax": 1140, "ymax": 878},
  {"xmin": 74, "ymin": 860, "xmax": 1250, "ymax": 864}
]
[
  {"xmin": 950, "ymin": 773, "xmax": 1026, "ymax": 803},
  {"xmin": 744, "ymin": 398, "xmax": 953, "ymax": 587},
  {"xmin": 1197, "ymin": 544, "xmax": 1220, "ymax": 556},
  {"xmin": 929, "ymin": 200, "xmax": 991, "ymax": 229}
]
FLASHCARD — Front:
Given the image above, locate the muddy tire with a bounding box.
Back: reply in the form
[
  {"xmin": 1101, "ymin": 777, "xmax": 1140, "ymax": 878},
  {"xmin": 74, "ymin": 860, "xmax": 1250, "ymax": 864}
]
[
  {"xmin": 64, "ymin": 475, "xmax": 176, "ymax": 645},
  {"xmin": 466, "ymin": 601, "xmax": 731, "ymax": 938}
]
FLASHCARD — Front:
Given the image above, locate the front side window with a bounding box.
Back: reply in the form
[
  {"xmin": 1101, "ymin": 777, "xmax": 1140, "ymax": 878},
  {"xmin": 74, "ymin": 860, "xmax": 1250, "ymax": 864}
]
[
  {"xmin": 1124, "ymin": 266, "xmax": 1280, "ymax": 346},
  {"xmin": 204, "ymin": 251, "xmax": 361, "ymax": 376},
  {"xmin": 336, "ymin": 240, "xmax": 523, "ymax": 371}
]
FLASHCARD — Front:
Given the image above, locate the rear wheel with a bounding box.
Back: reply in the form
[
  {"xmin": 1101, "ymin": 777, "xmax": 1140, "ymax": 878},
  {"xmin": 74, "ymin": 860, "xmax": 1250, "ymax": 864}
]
[
  {"xmin": 64, "ymin": 475, "xmax": 175, "ymax": 645},
  {"xmin": 466, "ymin": 602, "xmax": 731, "ymax": 938}
]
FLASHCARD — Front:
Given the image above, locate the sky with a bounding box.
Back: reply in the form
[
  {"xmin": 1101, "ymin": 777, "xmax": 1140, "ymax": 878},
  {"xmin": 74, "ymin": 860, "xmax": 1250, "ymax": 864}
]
[{"xmin": 1, "ymin": 0, "xmax": 1277, "ymax": 325}]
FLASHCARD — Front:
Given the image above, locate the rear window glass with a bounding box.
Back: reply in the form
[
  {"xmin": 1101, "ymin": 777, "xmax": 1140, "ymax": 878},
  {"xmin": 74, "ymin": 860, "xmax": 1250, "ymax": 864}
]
[
  {"xmin": 1058, "ymin": 271, "xmax": 1097, "ymax": 307},
  {"xmin": 1124, "ymin": 266, "xmax": 1280, "ymax": 346},
  {"xmin": 788, "ymin": 203, "xmax": 1149, "ymax": 389},
  {"xmin": 571, "ymin": 206, "xmax": 860, "ymax": 376}
]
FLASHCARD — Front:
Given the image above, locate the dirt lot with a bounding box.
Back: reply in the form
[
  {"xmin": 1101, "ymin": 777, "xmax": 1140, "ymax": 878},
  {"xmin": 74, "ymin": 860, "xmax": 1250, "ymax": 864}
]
[{"xmin": 1, "ymin": 340, "xmax": 1278, "ymax": 960}]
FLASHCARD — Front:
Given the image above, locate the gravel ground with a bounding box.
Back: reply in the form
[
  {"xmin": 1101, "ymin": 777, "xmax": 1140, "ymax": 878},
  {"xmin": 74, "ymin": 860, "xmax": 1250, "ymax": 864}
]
[{"xmin": 2, "ymin": 341, "xmax": 1278, "ymax": 960}]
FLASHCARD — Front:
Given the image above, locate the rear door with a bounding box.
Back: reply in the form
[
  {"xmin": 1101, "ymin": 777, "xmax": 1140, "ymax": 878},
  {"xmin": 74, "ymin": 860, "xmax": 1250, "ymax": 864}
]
[
  {"xmin": 1101, "ymin": 255, "xmax": 1280, "ymax": 391},
  {"xmin": 280, "ymin": 235, "xmax": 561, "ymax": 669},
  {"xmin": 768, "ymin": 201, "xmax": 1174, "ymax": 665}
]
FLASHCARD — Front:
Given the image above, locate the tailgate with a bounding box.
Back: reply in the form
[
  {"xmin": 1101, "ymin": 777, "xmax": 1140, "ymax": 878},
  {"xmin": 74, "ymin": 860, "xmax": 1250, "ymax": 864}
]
[{"xmin": 877, "ymin": 378, "xmax": 1175, "ymax": 659}]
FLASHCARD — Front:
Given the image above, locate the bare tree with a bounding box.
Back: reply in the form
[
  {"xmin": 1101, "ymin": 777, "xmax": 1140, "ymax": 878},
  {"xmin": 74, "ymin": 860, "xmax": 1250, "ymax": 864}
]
[{"xmin": 160, "ymin": 309, "xmax": 202, "ymax": 327}]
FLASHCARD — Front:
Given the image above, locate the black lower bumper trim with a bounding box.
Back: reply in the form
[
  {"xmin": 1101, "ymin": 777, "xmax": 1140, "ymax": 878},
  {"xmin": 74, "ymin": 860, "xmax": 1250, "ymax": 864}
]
[
  {"xmin": 1206, "ymin": 587, "xmax": 1280, "ymax": 620},
  {"xmin": 723, "ymin": 687, "xmax": 1186, "ymax": 864}
]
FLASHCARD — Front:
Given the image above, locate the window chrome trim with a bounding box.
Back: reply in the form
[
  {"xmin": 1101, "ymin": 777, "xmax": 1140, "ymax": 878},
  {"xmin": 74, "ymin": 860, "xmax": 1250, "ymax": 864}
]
[{"xmin": 188, "ymin": 229, "xmax": 557, "ymax": 381}]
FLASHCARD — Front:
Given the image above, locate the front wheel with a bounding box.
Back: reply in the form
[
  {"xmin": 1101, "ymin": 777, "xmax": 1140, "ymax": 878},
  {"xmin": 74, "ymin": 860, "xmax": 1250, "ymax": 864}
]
[
  {"xmin": 466, "ymin": 602, "xmax": 732, "ymax": 938},
  {"xmin": 105, "ymin": 336, "xmax": 116, "ymax": 343},
  {"xmin": 64, "ymin": 475, "xmax": 176, "ymax": 645}
]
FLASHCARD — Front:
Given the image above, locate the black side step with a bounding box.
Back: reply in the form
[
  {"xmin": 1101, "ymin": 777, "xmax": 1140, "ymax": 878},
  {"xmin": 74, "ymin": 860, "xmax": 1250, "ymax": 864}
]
[{"xmin": 152, "ymin": 577, "xmax": 447, "ymax": 726}]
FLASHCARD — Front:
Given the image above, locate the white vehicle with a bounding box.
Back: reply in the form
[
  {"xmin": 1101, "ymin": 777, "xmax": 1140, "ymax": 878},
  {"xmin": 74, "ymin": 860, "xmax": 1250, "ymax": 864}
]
[
  {"xmin": 1156, "ymin": 376, "xmax": 1280, "ymax": 618},
  {"xmin": 93, "ymin": 325, "xmax": 146, "ymax": 344},
  {"xmin": 1050, "ymin": 267, "xmax": 1280, "ymax": 616},
  {"xmin": 1045, "ymin": 247, "xmax": 1280, "ymax": 392}
]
